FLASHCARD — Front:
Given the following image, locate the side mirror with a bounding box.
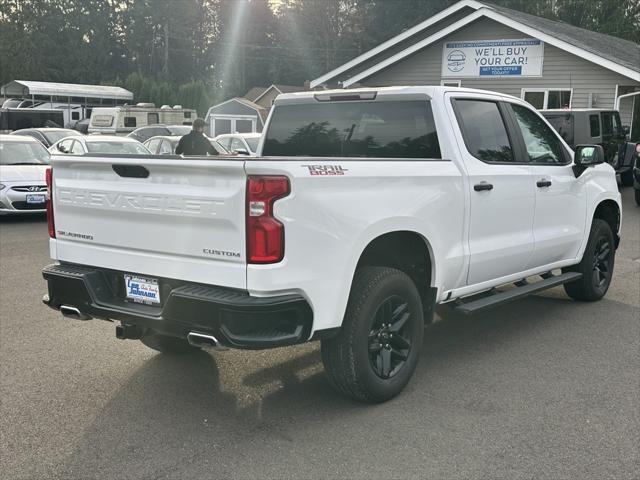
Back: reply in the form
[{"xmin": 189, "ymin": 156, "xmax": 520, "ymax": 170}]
[
  {"xmin": 573, "ymin": 144, "xmax": 605, "ymax": 177},
  {"xmin": 233, "ymin": 148, "xmax": 250, "ymax": 156},
  {"xmin": 57, "ymin": 144, "xmax": 68, "ymax": 153},
  {"xmin": 622, "ymin": 125, "xmax": 630, "ymax": 135}
]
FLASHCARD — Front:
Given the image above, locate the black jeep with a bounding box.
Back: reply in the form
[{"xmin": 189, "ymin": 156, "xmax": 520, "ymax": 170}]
[{"xmin": 541, "ymin": 109, "xmax": 637, "ymax": 187}]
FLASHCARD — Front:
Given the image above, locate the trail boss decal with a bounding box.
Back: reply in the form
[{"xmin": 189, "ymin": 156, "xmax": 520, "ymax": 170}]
[{"xmin": 302, "ymin": 165, "xmax": 348, "ymax": 176}]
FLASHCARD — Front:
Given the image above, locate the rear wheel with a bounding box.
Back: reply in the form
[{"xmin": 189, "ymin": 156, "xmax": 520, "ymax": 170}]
[
  {"xmin": 321, "ymin": 267, "xmax": 424, "ymax": 403},
  {"xmin": 140, "ymin": 331, "xmax": 199, "ymax": 354},
  {"xmin": 563, "ymin": 219, "xmax": 615, "ymax": 301},
  {"xmin": 620, "ymin": 170, "xmax": 634, "ymax": 187}
]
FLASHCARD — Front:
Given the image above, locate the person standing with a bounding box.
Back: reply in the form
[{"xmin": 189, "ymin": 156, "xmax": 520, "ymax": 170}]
[{"xmin": 175, "ymin": 118, "xmax": 217, "ymax": 155}]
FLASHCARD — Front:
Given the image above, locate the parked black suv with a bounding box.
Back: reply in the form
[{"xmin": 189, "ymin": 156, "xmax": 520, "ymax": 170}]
[{"xmin": 541, "ymin": 109, "xmax": 637, "ymax": 186}]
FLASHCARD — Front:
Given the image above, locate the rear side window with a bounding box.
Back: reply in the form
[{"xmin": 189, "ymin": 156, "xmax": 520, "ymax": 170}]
[
  {"xmin": 589, "ymin": 115, "xmax": 600, "ymax": 137},
  {"xmin": 453, "ymin": 99, "xmax": 513, "ymax": 163},
  {"xmin": 263, "ymin": 101, "xmax": 441, "ymax": 159},
  {"xmin": 601, "ymin": 113, "xmax": 614, "ymax": 135}
]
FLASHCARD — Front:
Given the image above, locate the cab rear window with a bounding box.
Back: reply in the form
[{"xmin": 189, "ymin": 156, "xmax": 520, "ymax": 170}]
[{"xmin": 263, "ymin": 101, "xmax": 441, "ymax": 159}]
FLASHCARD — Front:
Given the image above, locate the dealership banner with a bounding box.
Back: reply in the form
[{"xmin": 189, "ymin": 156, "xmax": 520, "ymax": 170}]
[{"xmin": 442, "ymin": 39, "xmax": 544, "ymax": 78}]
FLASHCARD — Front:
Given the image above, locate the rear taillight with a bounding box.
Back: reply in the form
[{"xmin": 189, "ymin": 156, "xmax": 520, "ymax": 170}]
[
  {"xmin": 45, "ymin": 168, "xmax": 55, "ymax": 238},
  {"xmin": 246, "ymin": 176, "xmax": 290, "ymax": 264}
]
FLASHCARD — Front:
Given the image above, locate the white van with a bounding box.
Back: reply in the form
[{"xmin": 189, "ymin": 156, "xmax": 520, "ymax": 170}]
[{"xmin": 88, "ymin": 104, "xmax": 197, "ymax": 134}]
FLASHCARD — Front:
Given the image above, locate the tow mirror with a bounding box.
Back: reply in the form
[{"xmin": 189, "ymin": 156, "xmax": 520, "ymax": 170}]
[{"xmin": 573, "ymin": 144, "xmax": 605, "ymax": 177}]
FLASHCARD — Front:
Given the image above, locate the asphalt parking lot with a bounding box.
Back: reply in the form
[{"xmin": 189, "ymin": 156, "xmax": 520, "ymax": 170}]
[{"xmin": 1, "ymin": 186, "xmax": 638, "ymax": 480}]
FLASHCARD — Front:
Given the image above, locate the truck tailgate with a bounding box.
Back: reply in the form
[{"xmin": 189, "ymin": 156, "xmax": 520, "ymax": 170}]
[{"xmin": 50, "ymin": 155, "xmax": 247, "ymax": 289}]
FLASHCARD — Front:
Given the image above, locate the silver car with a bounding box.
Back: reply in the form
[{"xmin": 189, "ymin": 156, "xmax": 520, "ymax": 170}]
[
  {"xmin": 49, "ymin": 135, "xmax": 151, "ymax": 155},
  {"xmin": 0, "ymin": 135, "xmax": 50, "ymax": 215}
]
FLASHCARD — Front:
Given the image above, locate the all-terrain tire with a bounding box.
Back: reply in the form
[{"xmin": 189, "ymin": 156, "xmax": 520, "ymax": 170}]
[
  {"xmin": 563, "ymin": 219, "xmax": 615, "ymax": 301},
  {"xmin": 140, "ymin": 331, "xmax": 199, "ymax": 354},
  {"xmin": 321, "ymin": 267, "xmax": 424, "ymax": 403}
]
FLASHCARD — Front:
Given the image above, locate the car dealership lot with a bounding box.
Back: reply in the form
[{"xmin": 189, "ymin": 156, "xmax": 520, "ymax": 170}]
[{"xmin": 1, "ymin": 187, "xmax": 638, "ymax": 480}]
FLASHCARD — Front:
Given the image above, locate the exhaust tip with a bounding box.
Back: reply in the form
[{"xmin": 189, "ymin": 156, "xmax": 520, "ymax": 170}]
[
  {"xmin": 187, "ymin": 332, "xmax": 226, "ymax": 351},
  {"xmin": 60, "ymin": 305, "xmax": 92, "ymax": 321}
]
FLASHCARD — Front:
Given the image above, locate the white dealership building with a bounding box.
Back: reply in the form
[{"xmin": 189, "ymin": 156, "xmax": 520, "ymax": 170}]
[{"xmin": 311, "ymin": 0, "xmax": 640, "ymax": 137}]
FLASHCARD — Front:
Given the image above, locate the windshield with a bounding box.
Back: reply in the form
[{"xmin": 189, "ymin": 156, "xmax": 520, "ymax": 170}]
[
  {"xmin": 45, "ymin": 130, "xmax": 81, "ymax": 144},
  {"xmin": 246, "ymin": 137, "xmax": 260, "ymax": 152},
  {"xmin": 209, "ymin": 140, "xmax": 229, "ymax": 154},
  {"xmin": 263, "ymin": 100, "xmax": 441, "ymax": 158},
  {"xmin": 0, "ymin": 141, "xmax": 50, "ymax": 165},
  {"xmin": 167, "ymin": 125, "xmax": 192, "ymax": 136},
  {"xmin": 86, "ymin": 141, "xmax": 150, "ymax": 155}
]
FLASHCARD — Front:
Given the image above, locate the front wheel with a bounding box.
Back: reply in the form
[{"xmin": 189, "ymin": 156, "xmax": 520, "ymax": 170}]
[
  {"xmin": 563, "ymin": 219, "xmax": 615, "ymax": 301},
  {"xmin": 321, "ymin": 267, "xmax": 424, "ymax": 403}
]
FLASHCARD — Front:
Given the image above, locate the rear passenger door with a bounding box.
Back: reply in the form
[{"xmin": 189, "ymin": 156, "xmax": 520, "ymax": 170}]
[
  {"xmin": 507, "ymin": 102, "xmax": 586, "ymax": 268},
  {"xmin": 450, "ymin": 96, "xmax": 535, "ymax": 285}
]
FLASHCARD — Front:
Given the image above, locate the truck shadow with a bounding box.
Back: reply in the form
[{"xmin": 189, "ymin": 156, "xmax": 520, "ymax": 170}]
[
  {"xmin": 59, "ymin": 293, "xmax": 632, "ymax": 478},
  {"xmin": 0, "ymin": 213, "xmax": 46, "ymax": 224}
]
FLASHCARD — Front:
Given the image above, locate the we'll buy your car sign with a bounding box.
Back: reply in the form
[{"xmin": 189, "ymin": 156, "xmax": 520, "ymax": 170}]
[{"xmin": 442, "ymin": 39, "xmax": 544, "ymax": 78}]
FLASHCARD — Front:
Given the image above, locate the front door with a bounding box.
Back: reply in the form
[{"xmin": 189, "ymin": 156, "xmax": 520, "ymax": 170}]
[
  {"xmin": 450, "ymin": 96, "xmax": 535, "ymax": 285},
  {"xmin": 507, "ymin": 103, "xmax": 587, "ymax": 268}
]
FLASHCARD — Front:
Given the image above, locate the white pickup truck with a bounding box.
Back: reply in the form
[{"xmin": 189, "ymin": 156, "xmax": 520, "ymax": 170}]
[{"xmin": 43, "ymin": 87, "xmax": 621, "ymax": 402}]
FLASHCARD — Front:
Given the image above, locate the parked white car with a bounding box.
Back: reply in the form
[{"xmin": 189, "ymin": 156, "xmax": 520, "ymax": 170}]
[
  {"xmin": 49, "ymin": 135, "xmax": 151, "ymax": 155},
  {"xmin": 143, "ymin": 135, "xmax": 229, "ymax": 155},
  {"xmin": 214, "ymin": 132, "xmax": 261, "ymax": 156},
  {"xmin": 43, "ymin": 86, "xmax": 621, "ymax": 403},
  {"xmin": 0, "ymin": 135, "xmax": 50, "ymax": 215}
]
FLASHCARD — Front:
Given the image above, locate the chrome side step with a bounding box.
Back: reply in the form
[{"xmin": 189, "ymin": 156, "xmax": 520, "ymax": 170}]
[{"xmin": 453, "ymin": 272, "xmax": 583, "ymax": 315}]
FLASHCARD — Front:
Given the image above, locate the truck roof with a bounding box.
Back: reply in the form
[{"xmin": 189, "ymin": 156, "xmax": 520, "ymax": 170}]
[{"xmin": 275, "ymin": 86, "xmax": 518, "ymax": 104}]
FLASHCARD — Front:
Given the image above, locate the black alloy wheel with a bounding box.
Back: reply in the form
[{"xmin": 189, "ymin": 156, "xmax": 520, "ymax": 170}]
[
  {"xmin": 321, "ymin": 266, "xmax": 424, "ymax": 403},
  {"xmin": 592, "ymin": 237, "xmax": 612, "ymax": 290},
  {"xmin": 368, "ymin": 296, "xmax": 414, "ymax": 379},
  {"xmin": 563, "ymin": 218, "xmax": 615, "ymax": 301}
]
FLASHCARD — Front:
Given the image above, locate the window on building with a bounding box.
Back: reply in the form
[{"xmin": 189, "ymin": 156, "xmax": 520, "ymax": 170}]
[
  {"xmin": 235, "ymin": 120, "xmax": 253, "ymax": 133},
  {"xmin": 523, "ymin": 91, "xmax": 545, "ymax": 109},
  {"xmin": 124, "ymin": 116, "xmax": 136, "ymax": 127},
  {"xmin": 547, "ymin": 90, "xmax": 572, "ymax": 109},
  {"xmin": 589, "ymin": 115, "xmax": 600, "ymax": 137},
  {"xmin": 453, "ymin": 99, "xmax": 514, "ymax": 163},
  {"xmin": 522, "ymin": 89, "xmax": 572, "ymax": 110}
]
